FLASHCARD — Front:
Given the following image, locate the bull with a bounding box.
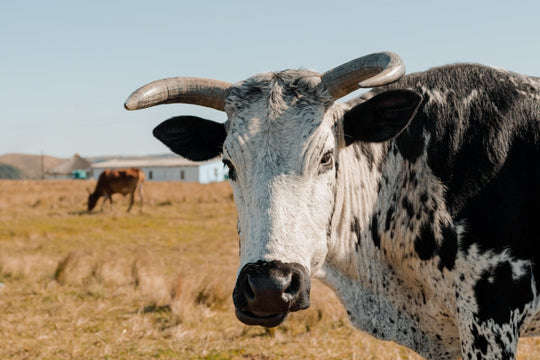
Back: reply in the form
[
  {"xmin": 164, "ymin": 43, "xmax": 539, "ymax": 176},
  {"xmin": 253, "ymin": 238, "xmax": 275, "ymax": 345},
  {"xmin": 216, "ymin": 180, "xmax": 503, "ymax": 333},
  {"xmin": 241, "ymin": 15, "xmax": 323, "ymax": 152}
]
[
  {"xmin": 87, "ymin": 168, "xmax": 144, "ymax": 213},
  {"xmin": 125, "ymin": 52, "xmax": 540, "ymax": 359}
]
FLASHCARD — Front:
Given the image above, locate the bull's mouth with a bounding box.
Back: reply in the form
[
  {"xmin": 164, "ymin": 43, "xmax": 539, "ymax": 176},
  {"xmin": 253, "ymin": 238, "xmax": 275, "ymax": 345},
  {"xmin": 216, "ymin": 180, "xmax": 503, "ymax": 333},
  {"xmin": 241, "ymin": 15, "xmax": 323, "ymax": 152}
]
[{"xmin": 235, "ymin": 308, "xmax": 288, "ymax": 328}]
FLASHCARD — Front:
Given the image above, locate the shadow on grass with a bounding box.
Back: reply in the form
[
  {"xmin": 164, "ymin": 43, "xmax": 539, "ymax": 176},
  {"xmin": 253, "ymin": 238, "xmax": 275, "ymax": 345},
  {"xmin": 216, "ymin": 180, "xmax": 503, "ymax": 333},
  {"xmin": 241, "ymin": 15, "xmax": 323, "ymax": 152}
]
[{"xmin": 67, "ymin": 209, "xmax": 92, "ymax": 216}]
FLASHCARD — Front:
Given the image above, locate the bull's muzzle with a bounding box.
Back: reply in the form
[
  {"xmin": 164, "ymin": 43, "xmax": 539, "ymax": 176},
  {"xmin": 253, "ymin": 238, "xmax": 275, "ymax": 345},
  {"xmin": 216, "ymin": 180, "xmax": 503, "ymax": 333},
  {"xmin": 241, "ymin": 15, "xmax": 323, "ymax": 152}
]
[{"xmin": 232, "ymin": 260, "xmax": 311, "ymax": 327}]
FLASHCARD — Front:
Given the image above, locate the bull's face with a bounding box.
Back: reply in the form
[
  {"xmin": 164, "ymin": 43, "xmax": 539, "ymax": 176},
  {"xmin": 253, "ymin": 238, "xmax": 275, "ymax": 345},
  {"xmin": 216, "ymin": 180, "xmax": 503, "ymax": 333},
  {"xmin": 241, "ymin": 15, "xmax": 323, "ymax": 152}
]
[
  {"xmin": 124, "ymin": 52, "xmax": 421, "ymax": 327},
  {"xmin": 223, "ymin": 73, "xmax": 337, "ymax": 325}
]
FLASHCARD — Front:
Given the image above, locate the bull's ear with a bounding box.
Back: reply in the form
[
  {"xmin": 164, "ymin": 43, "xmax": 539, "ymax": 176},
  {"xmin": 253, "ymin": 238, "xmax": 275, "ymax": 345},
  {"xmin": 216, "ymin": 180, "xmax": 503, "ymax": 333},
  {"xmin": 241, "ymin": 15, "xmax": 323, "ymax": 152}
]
[
  {"xmin": 343, "ymin": 90, "xmax": 422, "ymax": 145},
  {"xmin": 153, "ymin": 116, "xmax": 226, "ymax": 161}
]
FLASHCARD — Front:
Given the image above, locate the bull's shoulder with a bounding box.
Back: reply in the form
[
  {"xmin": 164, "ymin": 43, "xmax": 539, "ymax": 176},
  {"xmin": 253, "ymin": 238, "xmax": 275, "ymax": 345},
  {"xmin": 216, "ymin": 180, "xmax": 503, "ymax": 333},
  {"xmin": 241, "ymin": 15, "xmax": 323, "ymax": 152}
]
[
  {"xmin": 354, "ymin": 64, "xmax": 539, "ymax": 236},
  {"xmin": 382, "ymin": 64, "xmax": 540, "ymax": 259},
  {"xmin": 381, "ymin": 64, "xmax": 539, "ymax": 189}
]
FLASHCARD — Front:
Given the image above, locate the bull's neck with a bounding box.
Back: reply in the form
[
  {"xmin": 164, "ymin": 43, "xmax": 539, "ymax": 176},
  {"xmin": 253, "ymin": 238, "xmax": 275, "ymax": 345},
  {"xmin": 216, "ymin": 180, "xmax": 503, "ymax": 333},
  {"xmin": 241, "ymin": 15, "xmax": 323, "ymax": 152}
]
[
  {"xmin": 321, "ymin": 137, "xmax": 453, "ymax": 289},
  {"xmin": 323, "ymin": 141, "xmax": 390, "ymax": 281},
  {"xmin": 93, "ymin": 186, "xmax": 103, "ymax": 197}
]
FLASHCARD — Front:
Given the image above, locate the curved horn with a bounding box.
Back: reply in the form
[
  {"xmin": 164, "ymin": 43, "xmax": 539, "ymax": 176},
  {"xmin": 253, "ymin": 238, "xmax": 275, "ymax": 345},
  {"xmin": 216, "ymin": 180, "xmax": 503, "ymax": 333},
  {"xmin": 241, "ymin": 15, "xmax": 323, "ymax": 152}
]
[
  {"xmin": 321, "ymin": 52, "xmax": 405, "ymax": 100},
  {"xmin": 124, "ymin": 77, "xmax": 232, "ymax": 111}
]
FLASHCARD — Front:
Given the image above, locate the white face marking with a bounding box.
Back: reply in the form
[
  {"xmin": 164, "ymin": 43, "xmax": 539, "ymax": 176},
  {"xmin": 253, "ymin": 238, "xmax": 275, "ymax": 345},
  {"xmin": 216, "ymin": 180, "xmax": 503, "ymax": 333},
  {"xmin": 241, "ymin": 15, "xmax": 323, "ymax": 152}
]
[{"xmin": 223, "ymin": 71, "xmax": 337, "ymax": 275}]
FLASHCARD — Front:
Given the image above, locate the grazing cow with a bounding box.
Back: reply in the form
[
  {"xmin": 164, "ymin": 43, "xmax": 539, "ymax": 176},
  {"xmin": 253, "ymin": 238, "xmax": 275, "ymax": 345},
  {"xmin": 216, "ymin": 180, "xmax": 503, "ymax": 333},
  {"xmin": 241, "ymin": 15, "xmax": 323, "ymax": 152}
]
[
  {"xmin": 87, "ymin": 168, "xmax": 144, "ymax": 213},
  {"xmin": 124, "ymin": 52, "xmax": 540, "ymax": 359}
]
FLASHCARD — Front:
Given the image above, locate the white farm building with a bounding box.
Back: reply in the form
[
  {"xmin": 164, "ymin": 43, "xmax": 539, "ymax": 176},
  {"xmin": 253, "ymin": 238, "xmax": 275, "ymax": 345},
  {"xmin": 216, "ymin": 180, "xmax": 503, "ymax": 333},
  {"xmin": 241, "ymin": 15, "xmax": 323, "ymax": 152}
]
[{"xmin": 90, "ymin": 157, "xmax": 225, "ymax": 183}]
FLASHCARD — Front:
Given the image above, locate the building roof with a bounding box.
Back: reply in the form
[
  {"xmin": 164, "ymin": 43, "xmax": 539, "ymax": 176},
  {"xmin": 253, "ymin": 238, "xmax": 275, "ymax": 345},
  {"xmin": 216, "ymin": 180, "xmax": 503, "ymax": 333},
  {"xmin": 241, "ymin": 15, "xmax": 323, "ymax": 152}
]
[
  {"xmin": 46, "ymin": 154, "xmax": 92, "ymax": 175},
  {"xmin": 90, "ymin": 157, "xmax": 221, "ymax": 169}
]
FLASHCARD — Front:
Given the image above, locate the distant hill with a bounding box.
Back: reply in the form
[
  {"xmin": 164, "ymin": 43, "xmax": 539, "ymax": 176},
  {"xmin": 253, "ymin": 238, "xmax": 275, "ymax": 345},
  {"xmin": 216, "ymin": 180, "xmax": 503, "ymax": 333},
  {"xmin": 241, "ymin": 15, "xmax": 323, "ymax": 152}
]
[
  {"xmin": 0, "ymin": 154, "xmax": 65, "ymax": 179},
  {"xmin": 0, "ymin": 153, "xmax": 177, "ymax": 179},
  {"xmin": 0, "ymin": 163, "xmax": 24, "ymax": 179}
]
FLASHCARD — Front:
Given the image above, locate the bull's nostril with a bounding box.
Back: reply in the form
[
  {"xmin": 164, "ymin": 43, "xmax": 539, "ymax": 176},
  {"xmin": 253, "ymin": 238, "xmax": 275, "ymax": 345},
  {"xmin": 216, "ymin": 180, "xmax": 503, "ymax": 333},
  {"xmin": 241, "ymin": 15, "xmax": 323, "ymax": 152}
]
[{"xmin": 285, "ymin": 272, "xmax": 300, "ymax": 296}]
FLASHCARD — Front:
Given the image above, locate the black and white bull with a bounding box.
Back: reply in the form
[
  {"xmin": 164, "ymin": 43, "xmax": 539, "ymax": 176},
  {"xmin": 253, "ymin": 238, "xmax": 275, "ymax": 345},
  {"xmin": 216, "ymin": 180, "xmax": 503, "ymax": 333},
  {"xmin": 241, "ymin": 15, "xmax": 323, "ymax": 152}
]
[{"xmin": 125, "ymin": 52, "xmax": 540, "ymax": 359}]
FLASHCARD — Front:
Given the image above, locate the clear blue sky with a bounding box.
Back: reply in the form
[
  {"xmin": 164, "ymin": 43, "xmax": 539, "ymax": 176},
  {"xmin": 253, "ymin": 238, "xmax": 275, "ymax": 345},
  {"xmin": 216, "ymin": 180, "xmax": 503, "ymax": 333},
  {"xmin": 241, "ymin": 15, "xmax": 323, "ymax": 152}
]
[{"xmin": 1, "ymin": 0, "xmax": 538, "ymax": 158}]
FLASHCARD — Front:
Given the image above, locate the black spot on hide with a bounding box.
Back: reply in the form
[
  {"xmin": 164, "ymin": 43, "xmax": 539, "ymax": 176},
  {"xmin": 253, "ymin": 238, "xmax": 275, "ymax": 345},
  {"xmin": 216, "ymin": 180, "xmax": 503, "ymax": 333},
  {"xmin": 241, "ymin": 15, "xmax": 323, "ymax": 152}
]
[
  {"xmin": 351, "ymin": 217, "xmax": 361, "ymax": 251},
  {"xmin": 471, "ymin": 325, "xmax": 488, "ymax": 355},
  {"xmin": 371, "ymin": 215, "xmax": 381, "ymax": 248},
  {"xmin": 385, "ymin": 207, "xmax": 394, "ymax": 232},
  {"xmin": 438, "ymin": 225, "xmax": 458, "ymax": 271},
  {"xmin": 402, "ymin": 197, "xmax": 415, "ymax": 219},
  {"xmin": 473, "ymin": 261, "xmax": 533, "ymax": 325},
  {"xmin": 414, "ymin": 223, "xmax": 437, "ymax": 260}
]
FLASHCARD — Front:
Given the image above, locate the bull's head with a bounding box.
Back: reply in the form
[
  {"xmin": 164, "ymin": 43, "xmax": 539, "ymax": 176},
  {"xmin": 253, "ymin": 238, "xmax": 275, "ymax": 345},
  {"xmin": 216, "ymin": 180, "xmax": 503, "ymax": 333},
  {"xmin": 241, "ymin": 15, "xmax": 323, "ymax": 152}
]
[
  {"xmin": 87, "ymin": 190, "xmax": 100, "ymax": 211},
  {"xmin": 125, "ymin": 52, "xmax": 421, "ymax": 327}
]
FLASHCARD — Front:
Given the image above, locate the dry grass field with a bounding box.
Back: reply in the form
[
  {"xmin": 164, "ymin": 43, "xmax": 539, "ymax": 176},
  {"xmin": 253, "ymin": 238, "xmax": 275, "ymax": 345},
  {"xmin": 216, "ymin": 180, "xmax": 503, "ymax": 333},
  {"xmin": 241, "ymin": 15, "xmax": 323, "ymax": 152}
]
[{"xmin": 0, "ymin": 180, "xmax": 538, "ymax": 359}]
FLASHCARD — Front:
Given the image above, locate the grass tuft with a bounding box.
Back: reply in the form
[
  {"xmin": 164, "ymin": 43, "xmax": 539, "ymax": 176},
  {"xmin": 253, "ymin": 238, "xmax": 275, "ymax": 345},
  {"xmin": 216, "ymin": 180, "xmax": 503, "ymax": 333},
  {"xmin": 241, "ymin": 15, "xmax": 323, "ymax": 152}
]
[{"xmin": 55, "ymin": 249, "xmax": 96, "ymax": 285}]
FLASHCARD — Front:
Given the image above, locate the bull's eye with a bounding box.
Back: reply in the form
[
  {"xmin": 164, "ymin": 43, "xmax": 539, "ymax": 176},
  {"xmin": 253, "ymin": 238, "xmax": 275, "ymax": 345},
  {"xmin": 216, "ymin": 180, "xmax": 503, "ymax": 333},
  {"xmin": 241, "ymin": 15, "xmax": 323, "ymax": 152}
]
[
  {"xmin": 321, "ymin": 151, "xmax": 333, "ymax": 167},
  {"xmin": 320, "ymin": 151, "xmax": 334, "ymax": 173},
  {"xmin": 223, "ymin": 159, "xmax": 237, "ymax": 181}
]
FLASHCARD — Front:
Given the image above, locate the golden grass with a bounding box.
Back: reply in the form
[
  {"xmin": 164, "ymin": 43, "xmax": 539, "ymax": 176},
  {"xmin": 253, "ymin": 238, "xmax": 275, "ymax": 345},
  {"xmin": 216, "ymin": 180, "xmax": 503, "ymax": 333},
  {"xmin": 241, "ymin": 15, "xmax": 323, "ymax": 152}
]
[{"xmin": 0, "ymin": 180, "xmax": 538, "ymax": 359}]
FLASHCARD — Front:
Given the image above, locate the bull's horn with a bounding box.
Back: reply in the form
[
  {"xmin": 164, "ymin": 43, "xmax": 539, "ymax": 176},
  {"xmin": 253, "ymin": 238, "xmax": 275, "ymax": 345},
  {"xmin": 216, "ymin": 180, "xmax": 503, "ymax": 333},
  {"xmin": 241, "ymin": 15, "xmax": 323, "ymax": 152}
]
[
  {"xmin": 124, "ymin": 77, "xmax": 231, "ymax": 111},
  {"xmin": 321, "ymin": 52, "xmax": 405, "ymax": 100}
]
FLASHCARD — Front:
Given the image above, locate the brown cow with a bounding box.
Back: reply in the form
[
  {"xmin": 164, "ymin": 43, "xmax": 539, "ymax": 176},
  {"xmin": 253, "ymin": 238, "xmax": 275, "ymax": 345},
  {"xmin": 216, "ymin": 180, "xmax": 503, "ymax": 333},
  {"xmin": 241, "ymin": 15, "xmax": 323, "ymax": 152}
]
[{"xmin": 87, "ymin": 168, "xmax": 145, "ymax": 213}]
